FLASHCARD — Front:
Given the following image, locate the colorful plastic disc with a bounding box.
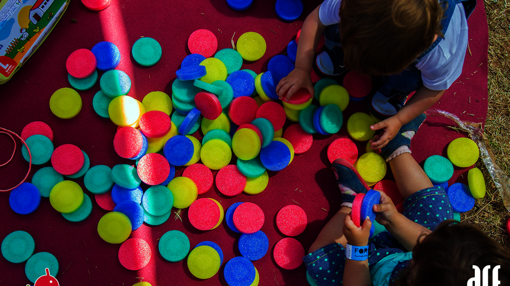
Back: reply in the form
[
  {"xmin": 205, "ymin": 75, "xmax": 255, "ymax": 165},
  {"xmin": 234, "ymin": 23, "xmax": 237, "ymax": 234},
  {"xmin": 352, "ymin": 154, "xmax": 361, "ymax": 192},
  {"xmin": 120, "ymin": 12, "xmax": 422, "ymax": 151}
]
[
  {"xmin": 239, "ymin": 231, "xmax": 269, "ymax": 261},
  {"xmin": 283, "ymin": 124, "xmax": 313, "ymax": 154},
  {"xmin": 139, "ymin": 110, "xmax": 171, "ymax": 138},
  {"xmin": 66, "ymin": 150, "xmax": 90, "ymax": 179},
  {"xmin": 182, "ymin": 164, "xmax": 213, "ymax": 195},
  {"xmin": 142, "ymin": 185, "xmax": 174, "ymax": 216},
  {"xmin": 319, "ymin": 104, "xmax": 343, "ymax": 134},
  {"xmin": 468, "ymin": 167, "xmax": 486, "ymax": 199},
  {"xmin": 244, "ymin": 171, "xmax": 269, "ymax": 195},
  {"xmin": 95, "ymin": 192, "xmax": 116, "ymax": 211},
  {"xmin": 233, "ymin": 202, "xmax": 264, "ymax": 234},
  {"xmin": 256, "ymin": 101, "xmax": 286, "ymax": 131},
  {"xmin": 25, "ymin": 252, "xmax": 59, "ymax": 283},
  {"xmin": 447, "ymin": 137, "xmax": 480, "ymax": 167},
  {"xmin": 355, "ymin": 152, "xmax": 387, "ymax": 186},
  {"xmin": 118, "ymin": 238, "xmax": 152, "ymax": 270},
  {"xmin": 237, "ymin": 157, "xmax": 266, "ymax": 178},
  {"xmin": 447, "ymin": 183, "xmax": 475, "ymax": 213},
  {"xmin": 68, "ymin": 70, "xmax": 98, "ymax": 91},
  {"xmin": 159, "ymin": 230, "xmax": 190, "ymax": 262},
  {"xmin": 163, "ymin": 135, "xmax": 194, "ymax": 166},
  {"xmin": 229, "ymin": 96, "xmax": 259, "ymax": 126},
  {"xmin": 320, "ymin": 84, "xmax": 349, "ymax": 111},
  {"xmin": 93, "ymin": 90, "xmax": 113, "ymax": 118},
  {"xmin": 49, "ymin": 87, "xmax": 82, "ymax": 119},
  {"xmin": 111, "ymin": 164, "xmax": 141, "ymax": 189},
  {"xmin": 91, "ymin": 41, "xmax": 120, "ymax": 70},
  {"xmin": 276, "ymin": 205, "xmax": 307, "ymax": 236},
  {"xmin": 187, "ymin": 245, "xmax": 221, "ymax": 279},
  {"xmin": 274, "ymin": 137, "xmax": 294, "ymax": 165},
  {"xmin": 132, "ymin": 37, "xmax": 162, "ymax": 67},
  {"xmin": 360, "ymin": 189, "xmax": 381, "ymax": 237},
  {"xmin": 172, "ymin": 111, "xmax": 200, "ymax": 135},
  {"xmin": 189, "ymin": 198, "xmax": 222, "ymax": 231},
  {"xmin": 49, "ymin": 180, "xmax": 84, "ymax": 213},
  {"xmin": 82, "ymin": 0, "xmax": 111, "ymax": 11},
  {"xmin": 195, "ymin": 91, "xmax": 222, "ymax": 120},
  {"xmin": 226, "ymin": 70, "xmax": 256, "ymax": 98},
  {"xmin": 200, "ymin": 139, "xmax": 232, "ymax": 170},
  {"xmin": 32, "ymin": 167, "xmax": 63, "ymax": 198},
  {"xmin": 167, "ymin": 177, "xmax": 197, "ymax": 209},
  {"xmin": 314, "ymin": 78, "xmax": 338, "ymax": 101},
  {"xmin": 184, "ymin": 135, "xmax": 202, "ymax": 166},
  {"xmin": 137, "ymin": 153, "xmax": 170, "ymax": 185},
  {"xmin": 66, "ymin": 48, "xmax": 96, "ymax": 79},
  {"xmin": 347, "ymin": 112, "xmax": 376, "ymax": 142},
  {"xmin": 52, "ymin": 146, "xmax": 86, "ymax": 178},
  {"xmin": 237, "ymin": 32, "xmax": 266, "ymax": 61},
  {"xmin": 423, "ymin": 155, "xmax": 454, "ymax": 184},
  {"xmin": 232, "ymin": 128, "xmax": 261, "ymax": 161},
  {"xmin": 299, "ymin": 104, "xmax": 318, "ymax": 134},
  {"xmin": 142, "ymin": 91, "xmax": 173, "ymax": 115},
  {"xmin": 200, "ymin": 57, "xmax": 228, "ymax": 84},
  {"xmin": 100, "ymin": 70, "xmax": 132, "ymax": 97},
  {"xmin": 84, "ymin": 165, "xmax": 113, "ymax": 194},
  {"xmin": 275, "ymin": 0, "xmax": 303, "ymax": 21},
  {"xmin": 113, "ymin": 201, "xmax": 144, "ymax": 231},
  {"xmin": 21, "ymin": 121, "xmax": 54, "ymax": 142},
  {"xmin": 114, "ymin": 127, "xmax": 144, "ymax": 159},
  {"xmin": 211, "ymin": 80, "xmax": 234, "ymax": 109},
  {"xmin": 1, "ymin": 230, "xmax": 35, "ymax": 263},
  {"xmin": 214, "ymin": 48, "xmax": 243, "ymax": 74},
  {"xmin": 201, "ymin": 112, "xmax": 231, "ymax": 135},
  {"xmin": 327, "ymin": 138, "xmax": 358, "ymax": 164},
  {"xmin": 259, "ymin": 140, "xmax": 291, "ymax": 171},
  {"xmin": 224, "ymin": 256, "xmax": 256, "ymax": 285},
  {"xmin": 146, "ymin": 121, "xmax": 178, "ymax": 154},
  {"xmin": 351, "ymin": 193, "xmax": 366, "ymax": 227},
  {"xmin": 144, "ymin": 210, "xmax": 171, "ymax": 226},
  {"xmin": 216, "ymin": 165, "xmax": 247, "ymax": 196},
  {"xmin": 202, "ymin": 129, "xmax": 232, "ymax": 147},
  {"xmin": 97, "ymin": 212, "xmax": 132, "ymax": 244},
  {"xmin": 21, "ymin": 134, "xmax": 53, "ymax": 165},
  {"xmin": 273, "ymin": 237, "xmax": 304, "ymax": 270},
  {"xmin": 109, "ymin": 96, "xmax": 143, "ymax": 127},
  {"xmin": 188, "ymin": 29, "xmax": 218, "ymax": 58},
  {"xmin": 62, "ymin": 193, "xmax": 93, "ymax": 222}
]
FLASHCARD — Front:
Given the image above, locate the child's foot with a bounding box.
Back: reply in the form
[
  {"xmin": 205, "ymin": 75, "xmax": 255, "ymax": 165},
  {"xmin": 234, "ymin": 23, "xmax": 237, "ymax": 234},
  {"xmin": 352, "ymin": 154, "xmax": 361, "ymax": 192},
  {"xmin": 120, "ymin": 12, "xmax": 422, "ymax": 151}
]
[
  {"xmin": 331, "ymin": 158, "xmax": 370, "ymax": 208},
  {"xmin": 379, "ymin": 113, "xmax": 427, "ymax": 161},
  {"xmin": 315, "ymin": 47, "xmax": 348, "ymax": 77}
]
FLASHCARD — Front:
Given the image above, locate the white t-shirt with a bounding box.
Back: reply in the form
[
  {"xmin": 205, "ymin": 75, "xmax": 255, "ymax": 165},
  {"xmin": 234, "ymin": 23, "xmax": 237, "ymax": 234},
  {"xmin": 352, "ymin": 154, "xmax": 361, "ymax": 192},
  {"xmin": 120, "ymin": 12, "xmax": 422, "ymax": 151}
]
[{"xmin": 318, "ymin": 0, "xmax": 468, "ymax": 91}]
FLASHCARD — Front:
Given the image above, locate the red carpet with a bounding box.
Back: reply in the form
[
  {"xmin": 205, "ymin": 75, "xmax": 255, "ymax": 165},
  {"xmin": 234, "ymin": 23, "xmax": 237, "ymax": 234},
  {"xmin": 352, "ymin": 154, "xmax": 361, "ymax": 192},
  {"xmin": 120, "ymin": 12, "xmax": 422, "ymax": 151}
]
[{"xmin": 0, "ymin": 0, "xmax": 488, "ymax": 285}]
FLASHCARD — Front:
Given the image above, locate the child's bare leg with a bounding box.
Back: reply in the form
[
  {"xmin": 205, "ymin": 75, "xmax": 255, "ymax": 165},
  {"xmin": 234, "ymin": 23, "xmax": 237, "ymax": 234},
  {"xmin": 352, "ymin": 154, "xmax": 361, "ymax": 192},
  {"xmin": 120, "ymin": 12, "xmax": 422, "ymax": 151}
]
[
  {"xmin": 309, "ymin": 207, "xmax": 350, "ymax": 253},
  {"xmin": 389, "ymin": 153, "xmax": 433, "ymax": 199}
]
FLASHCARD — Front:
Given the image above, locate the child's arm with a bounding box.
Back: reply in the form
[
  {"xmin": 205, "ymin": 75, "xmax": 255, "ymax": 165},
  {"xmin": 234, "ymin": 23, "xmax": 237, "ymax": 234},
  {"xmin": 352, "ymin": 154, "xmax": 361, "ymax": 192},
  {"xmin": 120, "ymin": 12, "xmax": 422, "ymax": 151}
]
[
  {"xmin": 343, "ymin": 215, "xmax": 373, "ymax": 286},
  {"xmin": 370, "ymin": 86, "xmax": 445, "ymax": 149},
  {"xmin": 374, "ymin": 191, "xmax": 432, "ymax": 250},
  {"xmin": 276, "ymin": 5, "xmax": 325, "ymax": 101}
]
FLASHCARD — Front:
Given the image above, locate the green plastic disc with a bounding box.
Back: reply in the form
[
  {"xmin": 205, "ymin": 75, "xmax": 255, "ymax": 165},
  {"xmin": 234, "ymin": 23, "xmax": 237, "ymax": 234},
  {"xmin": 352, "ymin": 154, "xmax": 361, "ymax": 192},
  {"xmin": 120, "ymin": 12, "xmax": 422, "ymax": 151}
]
[
  {"xmin": 214, "ymin": 48, "xmax": 243, "ymax": 74},
  {"xmin": 142, "ymin": 185, "xmax": 174, "ymax": 216},
  {"xmin": 93, "ymin": 90, "xmax": 113, "ymax": 118},
  {"xmin": 313, "ymin": 78, "xmax": 338, "ymax": 101},
  {"xmin": 194, "ymin": 79, "xmax": 224, "ymax": 95},
  {"xmin": 1, "ymin": 230, "xmax": 35, "ymax": 263},
  {"xmin": 202, "ymin": 129, "xmax": 232, "ymax": 147},
  {"xmin": 237, "ymin": 157, "xmax": 266, "ymax": 178},
  {"xmin": 84, "ymin": 165, "xmax": 114, "ymax": 194},
  {"xmin": 171, "ymin": 111, "xmax": 201, "ymax": 135},
  {"xmin": 100, "ymin": 70, "xmax": 131, "ymax": 98},
  {"xmin": 251, "ymin": 118, "xmax": 274, "ymax": 148},
  {"xmin": 68, "ymin": 70, "xmax": 98, "ymax": 91},
  {"xmin": 423, "ymin": 155, "xmax": 454, "ymax": 184},
  {"xmin": 143, "ymin": 209, "xmax": 171, "ymax": 226},
  {"xmin": 32, "ymin": 167, "xmax": 63, "ymax": 198},
  {"xmin": 67, "ymin": 150, "xmax": 90, "ymax": 179},
  {"xmin": 111, "ymin": 164, "xmax": 141, "ymax": 189},
  {"xmin": 25, "ymin": 252, "xmax": 59, "ymax": 283},
  {"xmin": 21, "ymin": 134, "xmax": 54, "ymax": 165},
  {"xmin": 319, "ymin": 104, "xmax": 343, "ymax": 134},
  {"xmin": 62, "ymin": 193, "xmax": 93, "ymax": 222},
  {"xmin": 172, "ymin": 96, "xmax": 196, "ymax": 114},
  {"xmin": 159, "ymin": 230, "xmax": 190, "ymax": 262},
  {"xmin": 299, "ymin": 105, "xmax": 318, "ymax": 134},
  {"xmin": 211, "ymin": 80, "xmax": 234, "ymax": 109},
  {"xmin": 132, "ymin": 37, "xmax": 162, "ymax": 67},
  {"xmin": 172, "ymin": 79, "xmax": 202, "ymax": 103}
]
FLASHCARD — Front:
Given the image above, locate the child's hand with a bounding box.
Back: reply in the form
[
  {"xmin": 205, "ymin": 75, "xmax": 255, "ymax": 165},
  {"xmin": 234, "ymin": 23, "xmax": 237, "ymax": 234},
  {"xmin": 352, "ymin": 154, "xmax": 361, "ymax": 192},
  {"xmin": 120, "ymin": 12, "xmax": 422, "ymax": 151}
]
[
  {"xmin": 343, "ymin": 214, "xmax": 372, "ymax": 246},
  {"xmin": 369, "ymin": 115, "xmax": 403, "ymax": 149},
  {"xmin": 276, "ymin": 68, "xmax": 314, "ymax": 101},
  {"xmin": 373, "ymin": 191, "xmax": 399, "ymax": 226}
]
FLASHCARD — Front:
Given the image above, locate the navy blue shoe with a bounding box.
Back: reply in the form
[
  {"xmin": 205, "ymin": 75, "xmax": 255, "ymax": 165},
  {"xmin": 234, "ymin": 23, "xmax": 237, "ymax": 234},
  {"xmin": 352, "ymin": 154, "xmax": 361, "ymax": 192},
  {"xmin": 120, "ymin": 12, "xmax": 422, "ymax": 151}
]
[
  {"xmin": 331, "ymin": 159, "xmax": 370, "ymax": 206},
  {"xmin": 380, "ymin": 113, "xmax": 426, "ymax": 161}
]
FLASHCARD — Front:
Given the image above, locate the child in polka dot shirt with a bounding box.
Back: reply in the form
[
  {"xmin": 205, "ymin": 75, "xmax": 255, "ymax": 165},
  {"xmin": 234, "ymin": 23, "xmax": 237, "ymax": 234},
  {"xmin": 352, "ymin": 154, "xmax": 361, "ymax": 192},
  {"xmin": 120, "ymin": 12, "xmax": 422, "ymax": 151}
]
[{"xmin": 304, "ymin": 114, "xmax": 510, "ymax": 285}]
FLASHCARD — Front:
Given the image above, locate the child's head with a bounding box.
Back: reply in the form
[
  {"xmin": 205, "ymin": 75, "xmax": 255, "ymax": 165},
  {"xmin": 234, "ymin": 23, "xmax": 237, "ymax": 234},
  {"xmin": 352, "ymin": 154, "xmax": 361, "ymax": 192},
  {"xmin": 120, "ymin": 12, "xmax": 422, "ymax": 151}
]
[
  {"xmin": 397, "ymin": 220, "xmax": 510, "ymax": 286},
  {"xmin": 339, "ymin": 0, "xmax": 443, "ymax": 75}
]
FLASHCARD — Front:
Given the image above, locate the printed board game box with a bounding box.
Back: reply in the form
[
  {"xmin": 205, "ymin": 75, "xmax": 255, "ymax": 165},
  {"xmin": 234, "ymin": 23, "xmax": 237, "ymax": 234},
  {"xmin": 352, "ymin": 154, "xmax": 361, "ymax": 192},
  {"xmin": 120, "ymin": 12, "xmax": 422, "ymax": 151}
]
[{"xmin": 0, "ymin": 0, "xmax": 69, "ymax": 84}]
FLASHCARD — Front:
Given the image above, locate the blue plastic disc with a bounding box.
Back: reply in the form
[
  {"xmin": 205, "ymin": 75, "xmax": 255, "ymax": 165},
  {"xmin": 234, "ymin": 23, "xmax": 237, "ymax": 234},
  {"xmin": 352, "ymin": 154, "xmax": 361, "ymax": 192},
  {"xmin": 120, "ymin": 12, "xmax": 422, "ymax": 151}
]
[
  {"xmin": 275, "ymin": 0, "xmax": 303, "ymax": 22},
  {"xmin": 178, "ymin": 108, "xmax": 202, "ymax": 135},
  {"xmin": 176, "ymin": 65, "xmax": 207, "ymax": 81},
  {"xmin": 313, "ymin": 106, "xmax": 328, "ymax": 135},
  {"xmin": 224, "ymin": 256, "xmax": 256, "ymax": 286},
  {"xmin": 360, "ymin": 189, "xmax": 381, "ymax": 237},
  {"xmin": 1, "ymin": 230, "xmax": 35, "ymax": 263},
  {"xmin": 31, "ymin": 167, "xmax": 63, "ymax": 198},
  {"xmin": 111, "ymin": 184, "xmax": 143, "ymax": 204},
  {"xmin": 226, "ymin": 70, "xmax": 255, "ymax": 98},
  {"xmin": 164, "ymin": 135, "xmax": 194, "ymax": 166},
  {"xmin": 91, "ymin": 41, "xmax": 121, "ymax": 71},
  {"xmin": 447, "ymin": 183, "xmax": 475, "ymax": 213},
  {"xmin": 25, "ymin": 252, "xmax": 59, "ymax": 283},
  {"xmin": 181, "ymin": 53, "xmax": 206, "ymax": 68},
  {"xmin": 171, "ymin": 111, "xmax": 201, "ymax": 135},
  {"xmin": 226, "ymin": 202, "xmax": 243, "ymax": 233},
  {"xmin": 129, "ymin": 133, "xmax": 148, "ymax": 161},
  {"xmin": 286, "ymin": 39, "xmax": 298, "ymax": 62},
  {"xmin": 113, "ymin": 201, "xmax": 145, "ymax": 230},
  {"xmin": 9, "ymin": 182, "xmax": 41, "ymax": 215},
  {"xmin": 238, "ymin": 230, "xmax": 269, "ymax": 261},
  {"xmin": 260, "ymin": 71, "xmax": 279, "ymax": 100},
  {"xmin": 196, "ymin": 241, "xmax": 224, "ymax": 265},
  {"xmin": 260, "ymin": 141, "xmax": 291, "ymax": 171},
  {"xmin": 227, "ymin": 0, "xmax": 253, "ymax": 11},
  {"xmin": 268, "ymin": 54, "xmax": 295, "ymax": 84}
]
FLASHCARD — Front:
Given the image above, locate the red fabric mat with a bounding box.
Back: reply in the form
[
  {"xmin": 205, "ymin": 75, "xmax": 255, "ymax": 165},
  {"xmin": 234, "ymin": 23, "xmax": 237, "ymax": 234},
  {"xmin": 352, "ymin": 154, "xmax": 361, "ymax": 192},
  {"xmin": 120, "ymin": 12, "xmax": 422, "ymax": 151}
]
[{"xmin": 0, "ymin": 0, "xmax": 488, "ymax": 285}]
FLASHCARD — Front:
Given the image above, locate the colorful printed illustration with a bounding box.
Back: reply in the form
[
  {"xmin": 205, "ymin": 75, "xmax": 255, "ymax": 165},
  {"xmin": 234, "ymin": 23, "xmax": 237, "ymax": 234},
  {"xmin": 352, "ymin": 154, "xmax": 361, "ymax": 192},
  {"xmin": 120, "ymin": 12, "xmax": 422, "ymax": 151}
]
[{"xmin": 32, "ymin": 268, "xmax": 60, "ymax": 286}]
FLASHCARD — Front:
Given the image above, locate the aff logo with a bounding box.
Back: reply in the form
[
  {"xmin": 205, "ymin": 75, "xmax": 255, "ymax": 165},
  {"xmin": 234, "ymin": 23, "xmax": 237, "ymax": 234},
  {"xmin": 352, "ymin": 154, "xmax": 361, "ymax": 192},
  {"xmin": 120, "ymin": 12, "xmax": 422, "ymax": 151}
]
[{"xmin": 467, "ymin": 265, "xmax": 501, "ymax": 286}]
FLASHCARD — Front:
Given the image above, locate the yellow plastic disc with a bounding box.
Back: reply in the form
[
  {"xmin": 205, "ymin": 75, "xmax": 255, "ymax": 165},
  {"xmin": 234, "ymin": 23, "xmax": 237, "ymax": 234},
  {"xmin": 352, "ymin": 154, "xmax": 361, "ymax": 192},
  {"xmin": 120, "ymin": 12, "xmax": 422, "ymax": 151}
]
[
  {"xmin": 468, "ymin": 167, "xmax": 486, "ymax": 199},
  {"xmin": 200, "ymin": 139, "xmax": 232, "ymax": 170},
  {"xmin": 187, "ymin": 245, "xmax": 221, "ymax": 279},
  {"xmin": 131, "ymin": 99, "xmax": 146, "ymax": 128},
  {"xmin": 447, "ymin": 137, "xmax": 479, "ymax": 167},
  {"xmin": 354, "ymin": 152, "xmax": 387, "ymax": 186},
  {"xmin": 142, "ymin": 91, "xmax": 173, "ymax": 115},
  {"xmin": 133, "ymin": 282, "xmax": 152, "ymax": 286},
  {"xmin": 250, "ymin": 267, "xmax": 260, "ymax": 286},
  {"xmin": 97, "ymin": 211, "xmax": 132, "ymax": 244},
  {"xmin": 244, "ymin": 171, "xmax": 269, "ymax": 195},
  {"xmin": 185, "ymin": 135, "xmax": 202, "ymax": 166},
  {"xmin": 49, "ymin": 180, "xmax": 84, "ymax": 213},
  {"xmin": 201, "ymin": 113, "xmax": 231, "ymax": 135},
  {"xmin": 167, "ymin": 177, "xmax": 198, "ymax": 209},
  {"xmin": 209, "ymin": 198, "xmax": 225, "ymax": 229},
  {"xmin": 319, "ymin": 85, "xmax": 349, "ymax": 111},
  {"xmin": 232, "ymin": 128, "xmax": 261, "ymax": 161},
  {"xmin": 108, "ymin": 95, "xmax": 142, "ymax": 127},
  {"xmin": 274, "ymin": 138, "xmax": 294, "ymax": 165},
  {"xmin": 200, "ymin": 58, "xmax": 228, "ymax": 84},
  {"xmin": 282, "ymin": 97, "xmax": 313, "ymax": 111},
  {"xmin": 255, "ymin": 73, "xmax": 271, "ymax": 102},
  {"xmin": 284, "ymin": 106, "xmax": 300, "ymax": 122},
  {"xmin": 147, "ymin": 121, "xmax": 177, "ymax": 153},
  {"xmin": 237, "ymin": 32, "xmax": 267, "ymax": 61},
  {"xmin": 274, "ymin": 128, "xmax": 283, "ymax": 138},
  {"xmin": 253, "ymin": 96, "xmax": 265, "ymax": 107},
  {"xmin": 347, "ymin": 112, "xmax": 376, "ymax": 142},
  {"xmin": 49, "ymin": 87, "xmax": 83, "ymax": 119}
]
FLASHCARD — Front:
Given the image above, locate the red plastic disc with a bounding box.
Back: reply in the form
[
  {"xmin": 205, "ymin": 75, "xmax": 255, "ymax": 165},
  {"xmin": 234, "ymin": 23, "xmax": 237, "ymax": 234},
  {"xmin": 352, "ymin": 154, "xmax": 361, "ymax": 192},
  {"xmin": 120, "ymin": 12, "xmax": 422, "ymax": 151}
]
[
  {"xmin": 118, "ymin": 238, "xmax": 151, "ymax": 271},
  {"xmin": 194, "ymin": 92, "xmax": 222, "ymax": 120},
  {"xmin": 327, "ymin": 138, "xmax": 358, "ymax": 165},
  {"xmin": 233, "ymin": 202, "xmax": 264, "ymax": 234},
  {"xmin": 282, "ymin": 88, "xmax": 311, "ymax": 105},
  {"xmin": 95, "ymin": 192, "xmax": 115, "ymax": 211},
  {"xmin": 182, "ymin": 163, "xmax": 213, "ymax": 195},
  {"xmin": 113, "ymin": 127, "xmax": 144, "ymax": 159},
  {"xmin": 273, "ymin": 238, "xmax": 304, "ymax": 270},
  {"xmin": 81, "ymin": 0, "xmax": 111, "ymax": 11},
  {"xmin": 216, "ymin": 165, "xmax": 247, "ymax": 197},
  {"xmin": 137, "ymin": 153, "xmax": 170, "ymax": 185},
  {"xmin": 21, "ymin": 121, "xmax": 54, "ymax": 141},
  {"xmin": 374, "ymin": 180, "xmax": 403, "ymax": 205},
  {"xmin": 139, "ymin": 111, "xmax": 171, "ymax": 138},
  {"xmin": 276, "ymin": 205, "xmax": 307, "ymax": 237},
  {"xmin": 66, "ymin": 49, "xmax": 97, "ymax": 79},
  {"xmin": 238, "ymin": 124, "xmax": 263, "ymax": 145},
  {"xmin": 229, "ymin": 96, "xmax": 258, "ymax": 126},
  {"xmin": 256, "ymin": 101, "xmax": 286, "ymax": 131},
  {"xmin": 188, "ymin": 198, "xmax": 221, "ymax": 231},
  {"xmin": 343, "ymin": 71, "xmax": 372, "ymax": 99},
  {"xmin": 351, "ymin": 193, "xmax": 365, "ymax": 227},
  {"xmin": 188, "ymin": 29, "xmax": 218, "ymax": 58},
  {"xmin": 51, "ymin": 144, "xmax": 84, "ymax": 175},
  {"xmin": 283, "ymin": 124, "xmax": 313, "ymax": 154}
]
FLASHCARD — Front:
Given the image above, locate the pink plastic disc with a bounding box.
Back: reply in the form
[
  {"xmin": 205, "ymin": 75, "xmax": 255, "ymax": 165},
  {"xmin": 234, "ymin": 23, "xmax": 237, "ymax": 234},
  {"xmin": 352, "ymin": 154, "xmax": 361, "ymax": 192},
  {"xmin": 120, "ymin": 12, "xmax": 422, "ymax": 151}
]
[
  {"xmin": 137, "ymin": 153, "xmax": 170, "ymax": 185},
  {"xmin": 51, "ymin": 144, "xmax": 84, "ymax": 175},
  {"xmin": 283, "ymin": 124, "xmax": 313, "ymax": 154},
  {"xmin": 238, "ymin": 124, "xmax": 263, "ymax": 145},
  {"xmin": 276, "ymin": 205, "xmax": 307, "ymax": 236},
  {"xmin": 95, "ymin": 192, "xmax": 115, "ymax": 211},
  {"xmin": 282, "ymin": 88, "xmax": 311, "ymax": 105},
  {"xmin": 113, "ymin": 127, "xmax": 144, "ymax": 159},
  {"xmin": 327, "ymin": 138, "xmax": 358, "ymax": 165},
  {"xmin": 229, "ymin": 96, "xmax": 258, "ymax": 126},
  {"xmin": 273, "ymin": 238, "xmax": 304, "ymax": 270},
  {"xmin": 188, "ymin": 198, "xmax": 221, "ymax": 231},
  {"xmin": 81, "ymin": 0, "xmax": 111, "ymax": 11},
  {"xmin": 118, "ymin": 238, "xmax": 151, "ymax": 271},
  {"xmin": 374, "ymin": 180, "xmax": 403, "ymax": 205},
  {"xmin": 216, "ymin": 165, "xmax": 247, "ymax": 197},
  {"xmin": 256, "ymin": 101, "xmax": 286, "ymax": 131},
  {"xmin": 139, "ymin": 111, "xmax": 171, "ymax": 138},
  {"xmin": 66, "ymin": 49, "xmax": 97, "ymax": 79},
  {"xmin": 188, "ymin": 29, "xmax": 218, "ymax": 58},
  {"xmin": 343, "ymin": 71, "xmax": 372, "ymax": 99},
  {"xmin": 21, "ymin": 121, "xmax": 54, "ymax": 141},
  {"xmin": 195, "ymin": 92, "xmax": 222, "ymax": 120},
  {"xmin": 182, "ymin": 163, "xmax": 213, "ymax": 195},
  {"xmin": 351, "ymin": 193, "xmax": 365, "ymax": 227},
  {"xmin": 233, "ymin": 202, "xmax": 264, "ymax": 234}
]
